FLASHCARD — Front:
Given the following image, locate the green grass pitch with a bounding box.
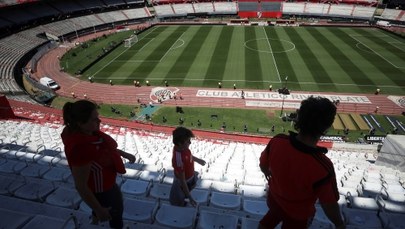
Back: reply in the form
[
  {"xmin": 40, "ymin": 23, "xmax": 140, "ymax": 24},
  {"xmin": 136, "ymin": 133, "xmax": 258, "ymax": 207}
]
[{"xmin": 73, "ymin": 25, "xmax": 405, "ymax": 95}]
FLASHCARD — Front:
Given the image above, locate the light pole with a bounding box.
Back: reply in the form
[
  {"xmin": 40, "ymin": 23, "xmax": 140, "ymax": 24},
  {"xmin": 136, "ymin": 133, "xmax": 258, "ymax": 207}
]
[{"xmin": 279, "ymin": 76, "xmax": 289, "ymax": 118}]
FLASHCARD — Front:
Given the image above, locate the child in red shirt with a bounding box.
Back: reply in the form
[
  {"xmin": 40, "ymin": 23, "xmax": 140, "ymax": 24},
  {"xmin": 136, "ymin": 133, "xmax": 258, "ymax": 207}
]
[
  {"xmin": 169, "ymin": 127, "xmax": 206, "ymax": 207},
  {"xmin": 259, "ymin": 96, "xmax": 345, "ymax": 229}
]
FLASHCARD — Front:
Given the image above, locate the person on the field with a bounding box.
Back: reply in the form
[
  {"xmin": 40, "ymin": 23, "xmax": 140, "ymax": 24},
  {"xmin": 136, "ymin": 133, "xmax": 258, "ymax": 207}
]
[{"xmin": 259, "ymin": 96, "xmax": 345, "ymax": 229}]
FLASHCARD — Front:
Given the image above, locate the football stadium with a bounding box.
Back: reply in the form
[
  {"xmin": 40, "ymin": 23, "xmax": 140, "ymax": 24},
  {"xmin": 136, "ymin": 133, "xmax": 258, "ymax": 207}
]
[{"xmin": 0, "ymin": 0, "xmax": 405, "ymax": 228}]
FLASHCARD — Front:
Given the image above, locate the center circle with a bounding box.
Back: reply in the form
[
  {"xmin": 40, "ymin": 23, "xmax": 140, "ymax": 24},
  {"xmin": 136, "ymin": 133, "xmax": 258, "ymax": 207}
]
[{"xmin": 244, "ymin": 38, "xmax": 295, "ymax": 54}]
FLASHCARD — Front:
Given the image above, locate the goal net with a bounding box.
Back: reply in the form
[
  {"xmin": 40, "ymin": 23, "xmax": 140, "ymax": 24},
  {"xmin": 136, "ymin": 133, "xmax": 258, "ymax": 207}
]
[{"xmin": 124, "ymin": 35, "xmax": 138, "ymax": 48}]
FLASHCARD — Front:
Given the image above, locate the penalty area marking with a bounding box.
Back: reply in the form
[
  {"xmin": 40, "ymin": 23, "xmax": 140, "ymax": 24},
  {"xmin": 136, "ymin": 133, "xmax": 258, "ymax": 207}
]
[
  {"xmin": 89, "ymin": 26, "xmax": 158, "ymax": 78},
  {"xmin": 389, "ymin": 42, "xmax": 405, "ymax": 53},
  {"xmin": 350, "ymin": 34, "xmax": 405, "ymax": 69}
]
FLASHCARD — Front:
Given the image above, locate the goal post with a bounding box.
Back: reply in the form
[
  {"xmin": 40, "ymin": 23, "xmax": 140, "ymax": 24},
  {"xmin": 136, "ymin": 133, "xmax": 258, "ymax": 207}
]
[{"xmin": 124, "ymin": 35, "xmax": 138, "ymax": 48}]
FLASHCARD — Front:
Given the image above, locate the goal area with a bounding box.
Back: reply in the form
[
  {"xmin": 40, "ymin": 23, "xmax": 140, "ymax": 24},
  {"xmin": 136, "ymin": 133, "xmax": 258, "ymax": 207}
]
[{"xmin": 124, "ymin": 35, "xmax": 138, "ymax": 48}]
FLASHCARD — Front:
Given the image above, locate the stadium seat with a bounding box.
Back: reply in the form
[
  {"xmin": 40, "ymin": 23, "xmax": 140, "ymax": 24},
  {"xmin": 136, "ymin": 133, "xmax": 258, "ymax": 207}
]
[
  {"xmin": 190, "ymin": 188, "xmax": 210, "ymax": 205},
  {"xmin": 209, "ymin": 192, "xmax": 241, "ymax": 210},
  {"xmin": 196, "ymin": 210, "xmax": 239, "ymax": 229},
  {"xmin": 154, "ymin": 203, "xmax": 196, "ymax": 228},
  {"xmin": 338, "ymin": 186, "xmax": 359, "ymax": 197},
  {"xmin": 0, "ymin": 144, "xmax": 24, "ymax": 160},
  {"xmin": 123, "ymin": 198, "xmax": 158, "ymax": 223},
  {"xmin": 19, "ymin": 163, "xmax": 50, "ymax": 178},
  {"xmin": 239, "ymin": 184, "xmax": 267, "ymax": 199},
  {"xmin": 0, "ymin": 208, "xmax": 33, "ymax": 229},
  {"xmin": 241, "ymin": 217, "xmax": 261, "ymax": 229},
  {"xmin": 201, "ymin": 171, "xmax": 223, "ymax": 181},
  {"xmin": 20, "ymin": 214, "xmax": 74, "ymax": 229},
  {"xmin": 242, "ymin": 174, "xmax": 266, "ymax": 186},
  {"xmin": 13, "ymin": 179, "xmax": 55, "ymax": 202},
  {"xmin": 42, "ymin": 167, "xmax": 72, "ymax": 183},
  {"xmin": 242, "ymin": 199, "xmax": 268, "ymax": 218},
  {"xmin": 360, "ymin": 181, "xmax": 383, "ymax": 198},
  {"xmin": 149, "ymin": 183, "xmax": 171, "ymax": 200},
  {"xmin": 211, "ymin": 181, "xmax": 236, "ymax": 193},
  {"xmin": 161, "ymin": 169, "xmax": 175, "ymax": 184},
  {"xmin": 381, "ymin": 190, "xmax": 405, "ymax": 203},
  {"xmin": 121, "ymin": 179, "xmax": 152, "ymax": 197},
  {"xmin": 379, "ymin": 211, "xmax": 405, "ymax": 229},
  {"xmin": 0, "ymin": 159, "xmax": 27, "ymax": 174},
  {"xmin": 45, "ymin": 187, "xmax": 81, "ymax": 209},
  {"xmin": 376, "ymin": 195, "xmax": 405, "ymax": 214},
  {"xmin": 347, "ymin": 193, "xmax": 379, "ymax": 211},
  {"xmin": 121, "ymin": 168, "xmax": 142, "ymax": 180},
  {"xmin": 342, "ymin": 208, "xmax": 382, "ymax": 229},
  {"xmin": 139, "ymin": 170, "xmax": 164, "ymax": 183},
  {"xmin": 196, "ymin": 179, "xmax": 212, "ymax": 190},
  {"xmin": 0, "ymin": 174, "xmax": 25, "ymax": 195}
]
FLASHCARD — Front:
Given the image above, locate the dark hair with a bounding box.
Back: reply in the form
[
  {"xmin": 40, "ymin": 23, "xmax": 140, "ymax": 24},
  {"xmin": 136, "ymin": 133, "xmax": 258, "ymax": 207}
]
[
  {"xmin": 294, "ymin": 96, "xmax": 336, "ymax": 137},
  {"xmin": 63, "ymin": 100, "xmax": 97, "ymax": 131},
  {"xmin": 172, "ymin": 126, "xmax": 194, "ymax": 146}
]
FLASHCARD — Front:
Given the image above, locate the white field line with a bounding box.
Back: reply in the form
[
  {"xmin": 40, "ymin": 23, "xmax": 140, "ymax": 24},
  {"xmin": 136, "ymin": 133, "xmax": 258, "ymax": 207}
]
[
  {"xmin": 90, "ymin": 27, "xmax": 158, "ymax": 78},
  {"xmin": 389, "ymin": 42, "xmax": 405, "ymax": 52},
  {"xmin": 263, "ymin": 27, "xmax": 281, "ymax": 83},
  {"xmin": 158, "ymin": 32, "xmax": 186, "ymax": 62},
  {"xmin": 103, "ymin": 77, "xmax": 402, "ymax": 88},
  {"xmin": 350, "ymin": 34, "xmax": 404, "ymax": 69}
]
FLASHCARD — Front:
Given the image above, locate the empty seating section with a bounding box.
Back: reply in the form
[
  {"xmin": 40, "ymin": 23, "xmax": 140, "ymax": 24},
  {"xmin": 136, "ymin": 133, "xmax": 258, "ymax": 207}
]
[
  {"xmin": 172, "ymin": 4, "xmax": 195, "ymax": 16},
  {"xmin": 282, "ymin": 3, "xmax": 305, "ymax": 14},
  {"xmin": 98, "ymin": 11, "xmax": 128, "ymax": 23},
  {"xmin": 352, "ymin": 6, "xmax": 376, "ymax": 19},
  {"xmin": 70, "ymin": 15, "xmax": 105, "ymax": 30},
  {"xmin": 380, "ymin": 8, "xmax": 404, "ymax": 21},
  {"xmin": 0, "ymin": 5, "xmax": 153, "ymax": 95},
  {"xmin": 0, "ymin": 28, "xmax": 49, "ymax": 93},
  {"xmin": 154, "ymin": 5, "xmax": 176, "ymax": 18},
  {"xmin": 282, "ymin": 2, "xmax": 377, "ymax": 19},
  {"xmin": 1, "ymin": 116, "xmax": 405, "ymax": 228},
  {"xmin": 193, "ymin": 2, "xmax": 214, "ymax": 14},
  {"xmin": 122, "ymin": 8, "xmax": 151, "ymax": 19},
  {"xmin": 213, "ymin": 2, "xmax": 237, "ymax": 14},
  {"xmin": 328, "ymin": 4, "xmax": 354, "ymax": 17},
  {"xmin": 305, "ymin": 3, "xmax": 330, "ymax": 15}
]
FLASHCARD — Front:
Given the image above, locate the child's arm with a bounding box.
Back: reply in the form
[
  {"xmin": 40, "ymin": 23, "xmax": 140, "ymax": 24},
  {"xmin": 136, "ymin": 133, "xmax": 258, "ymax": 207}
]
[
  {"xmin": 118, "ymin": 149, "xmax": 136, "ymax": 163},
  {"xmin": 193, "ymin": 156, "xmax": 206, "ymax": 166}
]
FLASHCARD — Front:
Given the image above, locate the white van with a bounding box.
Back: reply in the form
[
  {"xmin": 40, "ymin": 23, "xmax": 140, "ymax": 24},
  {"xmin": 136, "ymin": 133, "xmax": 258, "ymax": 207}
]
[{"xmin": 40, "ymin": 77, "xmax": 59, "ymax": 90}]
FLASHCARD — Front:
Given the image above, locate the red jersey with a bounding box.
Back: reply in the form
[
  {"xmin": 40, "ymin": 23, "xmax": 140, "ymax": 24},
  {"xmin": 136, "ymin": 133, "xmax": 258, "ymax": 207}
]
[
  {"xmin": 61, "ymin": 128, "xmax": 126, "ymax": 193},
  {"xmin": 172, "ymin": 146, "xmax": 194, "ymax": 180},
  {"xmin": 260, "ymin": 132, "xmax": 339, "ymax": 220}
]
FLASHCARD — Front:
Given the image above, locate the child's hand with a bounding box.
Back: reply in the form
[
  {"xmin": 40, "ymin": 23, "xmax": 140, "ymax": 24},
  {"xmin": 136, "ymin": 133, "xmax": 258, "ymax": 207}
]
[
  {"xmin": 197, "ymin": 158, "xmax": 206, "ymax": 166},
  {"xmin": 187, "ymin": 196, "xmax": 197, "ymax": 207},
  {"xmin": 125, "ymin": 153, "xmax": 136, "ymax": 164}
]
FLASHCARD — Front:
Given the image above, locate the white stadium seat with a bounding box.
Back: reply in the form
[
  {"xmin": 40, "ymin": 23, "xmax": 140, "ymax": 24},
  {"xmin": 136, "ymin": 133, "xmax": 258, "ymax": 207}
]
[
  {"xmin": 196, "ymin": 210, "xmax": 239, "ymax": 229},
  {"xmin": 155, "ymin": 203, "xmax": 196, "ymax": 228}
]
